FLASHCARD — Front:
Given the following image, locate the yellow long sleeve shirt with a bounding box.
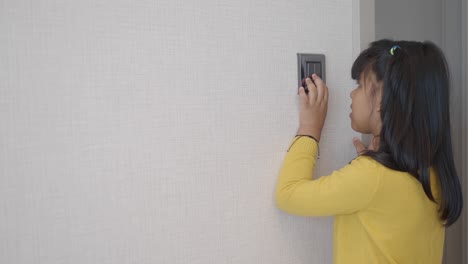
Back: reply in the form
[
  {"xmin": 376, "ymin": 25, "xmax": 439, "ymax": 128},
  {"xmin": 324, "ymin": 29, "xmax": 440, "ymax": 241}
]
[{"xmin": 275, "ymin": 136, "xmax": 445, "ymax": 264}]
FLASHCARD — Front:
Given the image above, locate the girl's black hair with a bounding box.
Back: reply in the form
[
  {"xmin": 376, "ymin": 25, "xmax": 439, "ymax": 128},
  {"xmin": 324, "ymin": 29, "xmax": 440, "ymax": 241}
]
[{"xmin": 351, "ymin": 39, "xmax": 463, "ymax": 227}]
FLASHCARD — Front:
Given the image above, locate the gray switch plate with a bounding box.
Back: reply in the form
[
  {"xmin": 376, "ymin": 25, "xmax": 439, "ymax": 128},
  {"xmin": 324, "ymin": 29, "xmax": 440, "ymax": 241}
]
[{"xmin": 297, "ymin": 53, "xmax": 326, "ymax": 93}]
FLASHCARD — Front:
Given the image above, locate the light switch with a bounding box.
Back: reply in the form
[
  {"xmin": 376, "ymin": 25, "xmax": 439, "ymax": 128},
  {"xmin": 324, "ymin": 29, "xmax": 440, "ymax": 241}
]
[{"xmin": 297, "ymin": 53, "xmax": 326, "ymax": 94}]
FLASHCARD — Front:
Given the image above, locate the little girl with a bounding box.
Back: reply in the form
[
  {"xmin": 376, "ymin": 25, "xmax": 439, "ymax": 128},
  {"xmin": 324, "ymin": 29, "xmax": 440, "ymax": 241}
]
[{"xmin": 275, "ymin": 39, "xmax": 463, "ymax": 264}]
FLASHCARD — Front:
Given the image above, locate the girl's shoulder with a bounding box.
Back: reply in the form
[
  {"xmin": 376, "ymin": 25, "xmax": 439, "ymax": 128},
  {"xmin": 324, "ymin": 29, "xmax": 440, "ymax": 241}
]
[{"xmin": 347, "ymin": 155, "xmax": 382, "ymax": 169}]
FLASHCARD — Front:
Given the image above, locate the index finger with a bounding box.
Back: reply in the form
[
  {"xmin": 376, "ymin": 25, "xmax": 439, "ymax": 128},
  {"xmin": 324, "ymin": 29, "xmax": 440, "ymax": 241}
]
[
  {"xmin": 353, "ymin": 137, "xmax": 366, "ymax": 155},
  {"xmin": 311, "ymin": 74, "xmax": 326, "ymax": 88},
  {"xmin": 305, "ymin": 77, "xmax": 317, "ymax": 102},
  {"xmin": 312, "ymin": 74, "xmax": 328, "ymax": 102}
]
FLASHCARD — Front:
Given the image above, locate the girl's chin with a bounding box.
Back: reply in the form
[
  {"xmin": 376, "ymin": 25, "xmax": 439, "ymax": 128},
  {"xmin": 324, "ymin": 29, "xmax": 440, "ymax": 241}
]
[
  {"xmin": 350, "ymin": 113, "xmax": 365, "ymax": 133},
  {"xmin": 350, "ymin": 118, "xmax": 363, "ymax": 133},
  {"xmin": 351, "ymin": 124, "xmax": 369, "ymax": 134}
]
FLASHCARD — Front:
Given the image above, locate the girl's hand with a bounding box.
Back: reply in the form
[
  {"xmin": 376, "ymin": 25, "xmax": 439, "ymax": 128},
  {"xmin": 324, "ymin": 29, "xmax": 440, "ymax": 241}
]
[
  {"xmin": 296, "ymin": 74, "xmax": 329, "ymax": 142},
  {"xmin": 353, "ymin": 136, "xmax": 379, "ymax": 155}
]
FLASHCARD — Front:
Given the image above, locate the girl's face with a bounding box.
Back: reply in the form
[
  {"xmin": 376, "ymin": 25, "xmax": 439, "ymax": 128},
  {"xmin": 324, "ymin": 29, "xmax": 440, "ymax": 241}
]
[{"xmin": 349, "ymin": 72, "xmax": 382, "ymax": 135}]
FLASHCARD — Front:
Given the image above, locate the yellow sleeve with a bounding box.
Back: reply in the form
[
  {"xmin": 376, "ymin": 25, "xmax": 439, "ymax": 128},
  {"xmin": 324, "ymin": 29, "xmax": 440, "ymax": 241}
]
[{"xmin": 275, "ymin": 136, "xmax": 382, "ymax": 216}]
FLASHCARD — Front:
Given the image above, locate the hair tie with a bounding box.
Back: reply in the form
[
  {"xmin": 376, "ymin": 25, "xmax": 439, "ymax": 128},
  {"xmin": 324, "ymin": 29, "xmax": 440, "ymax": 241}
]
[{"xmin": 390, "ymin": 45, "xmax": 401, "ymax": 55}]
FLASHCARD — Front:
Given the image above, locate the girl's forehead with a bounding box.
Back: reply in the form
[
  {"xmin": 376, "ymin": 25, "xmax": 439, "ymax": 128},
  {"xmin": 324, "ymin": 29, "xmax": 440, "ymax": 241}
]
[{"xmin": 360, "ymin": 70, "xmax": 380, "ymax": 85}]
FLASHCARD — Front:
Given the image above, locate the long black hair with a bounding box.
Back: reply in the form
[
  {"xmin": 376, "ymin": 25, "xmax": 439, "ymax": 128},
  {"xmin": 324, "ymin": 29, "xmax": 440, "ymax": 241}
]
[{"xmin": 351, "ymin": 39, "xmax": 463, "ymax": 227}]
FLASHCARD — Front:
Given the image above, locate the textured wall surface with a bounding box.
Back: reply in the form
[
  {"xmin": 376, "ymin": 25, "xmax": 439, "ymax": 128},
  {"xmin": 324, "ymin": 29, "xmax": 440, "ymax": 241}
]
[{"xmin": 0, "ymin": 0, "xmax": 359, "ymax": 263}]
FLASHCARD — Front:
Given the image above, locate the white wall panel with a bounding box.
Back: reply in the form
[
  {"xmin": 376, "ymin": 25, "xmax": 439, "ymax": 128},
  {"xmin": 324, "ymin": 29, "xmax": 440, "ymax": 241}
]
[{"xmin": 0, "ymin": 0, "xmax": 359, "ymax": 263}]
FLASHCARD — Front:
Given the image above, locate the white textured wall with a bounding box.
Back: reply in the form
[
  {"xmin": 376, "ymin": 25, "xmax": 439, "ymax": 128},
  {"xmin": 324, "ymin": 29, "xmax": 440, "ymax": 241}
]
[{"xmin": 0, "ymin": 0, "xmax": 359, "ymax": 263}]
